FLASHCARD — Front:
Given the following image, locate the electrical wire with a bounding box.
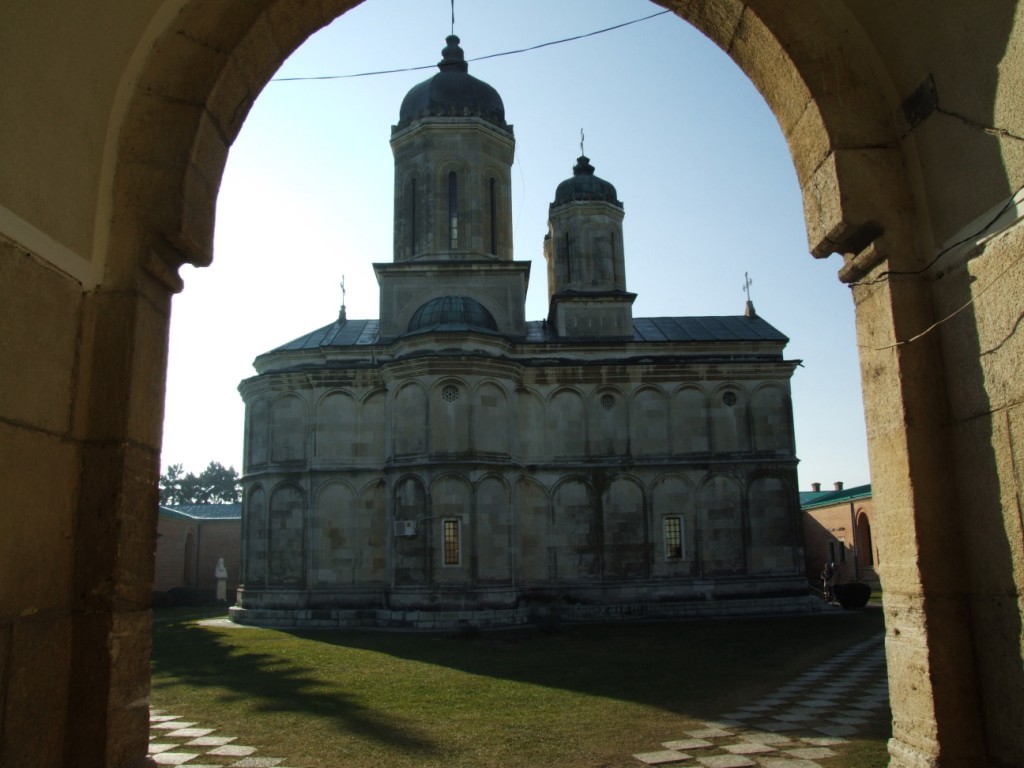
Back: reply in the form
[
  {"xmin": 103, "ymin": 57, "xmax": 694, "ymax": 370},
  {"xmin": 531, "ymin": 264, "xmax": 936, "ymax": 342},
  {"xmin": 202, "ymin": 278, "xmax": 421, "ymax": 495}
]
[
  {"xmin": 851, "ymin": 191, "xmax": 1021, "ymax": 287},
  {"xmin": 860, "ymin": 230, "xmax": 1024, "ymax": 351},
  {"xmin": 271, "ymin": 9, "xmax": 673, "ymax": 82}
]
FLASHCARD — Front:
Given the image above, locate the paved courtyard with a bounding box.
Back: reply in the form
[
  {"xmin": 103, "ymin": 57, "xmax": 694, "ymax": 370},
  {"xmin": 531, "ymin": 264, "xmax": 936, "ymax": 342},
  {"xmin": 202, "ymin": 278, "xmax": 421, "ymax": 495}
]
[
  {"xmin": 148, "ymin": 711, "xmax": 301, "ymax": 767},
  {"xmin": 633, "ymin": 634, "xmax": 888, "ymax": 767}
]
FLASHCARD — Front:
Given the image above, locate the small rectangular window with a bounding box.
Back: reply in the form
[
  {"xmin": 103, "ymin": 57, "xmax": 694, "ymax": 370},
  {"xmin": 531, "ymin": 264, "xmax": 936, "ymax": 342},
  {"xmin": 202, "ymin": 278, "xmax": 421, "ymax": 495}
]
[
  {"xmin": 443, "ymin": 519, "xmax": 460, "ymax": 566},
  {"xmin": 838, "ymin": 537, "xmax": 847, "ymax": 563},
  {"xmin": 664, "ymin": 516, "xmax": 683, "ymax": 561}
]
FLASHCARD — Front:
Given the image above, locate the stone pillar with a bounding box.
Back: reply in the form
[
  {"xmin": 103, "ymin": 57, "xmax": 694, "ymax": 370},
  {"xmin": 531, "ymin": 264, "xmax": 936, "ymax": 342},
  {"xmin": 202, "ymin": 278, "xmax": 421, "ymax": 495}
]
[
  {"xmin": 63, "ymin": 276, "xmax": 173, "ymax": 767},
  {"xmin": 853, "ymin": 269, "xmax": 985, "ymax": 767}
]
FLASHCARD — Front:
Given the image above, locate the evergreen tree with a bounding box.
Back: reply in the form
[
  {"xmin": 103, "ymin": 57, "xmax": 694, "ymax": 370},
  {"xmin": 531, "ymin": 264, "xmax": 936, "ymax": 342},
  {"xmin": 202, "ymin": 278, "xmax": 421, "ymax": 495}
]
[{"xmin": 159, "ymin": 461, "xmax": 240, "ymax": 504}]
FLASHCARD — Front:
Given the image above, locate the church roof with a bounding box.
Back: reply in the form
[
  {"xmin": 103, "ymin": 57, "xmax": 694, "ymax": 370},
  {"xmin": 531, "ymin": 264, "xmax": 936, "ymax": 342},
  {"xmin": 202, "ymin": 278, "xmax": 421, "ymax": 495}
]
[
  {"xmin": 397, "ymin": 35, "xmax": 507, "ymax": 131},
  {"xmin": 266, "ymin": 314, "xmax": 786, "ymax": 352}
]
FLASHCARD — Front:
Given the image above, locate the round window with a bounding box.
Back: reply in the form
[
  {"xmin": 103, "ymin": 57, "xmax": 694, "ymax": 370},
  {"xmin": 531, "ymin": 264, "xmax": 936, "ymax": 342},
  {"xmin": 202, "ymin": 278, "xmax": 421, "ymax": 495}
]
[{"xmin": 442, "ymin": 384, "xmax": 460, "ymax": 402}]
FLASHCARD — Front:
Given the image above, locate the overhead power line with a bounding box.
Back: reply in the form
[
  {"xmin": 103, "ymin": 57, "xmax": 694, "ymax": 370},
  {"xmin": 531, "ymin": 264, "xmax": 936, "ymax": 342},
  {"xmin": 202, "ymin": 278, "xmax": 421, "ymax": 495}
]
[{"xmin": 271, "ymin": 9, "xmax": 673, "ymax": 83}]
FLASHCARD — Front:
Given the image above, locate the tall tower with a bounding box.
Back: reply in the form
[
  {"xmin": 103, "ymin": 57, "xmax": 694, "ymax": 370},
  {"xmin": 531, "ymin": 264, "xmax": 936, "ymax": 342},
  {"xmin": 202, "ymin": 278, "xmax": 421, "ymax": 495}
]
[
  {"xmin": 544, "ymin": 154, "xmax": 635, "ymax": 338},
  {"xmin": 375, "ymin": 36, "xmax": 530, "ymax": 340}
]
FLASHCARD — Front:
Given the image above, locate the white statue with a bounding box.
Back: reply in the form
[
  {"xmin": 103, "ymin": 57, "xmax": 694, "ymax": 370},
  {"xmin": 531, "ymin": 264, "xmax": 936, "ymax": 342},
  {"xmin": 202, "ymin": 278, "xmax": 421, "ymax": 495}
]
[{"xmin": 214, "ymin": 557, "xmax": 228, "ymax": 602}]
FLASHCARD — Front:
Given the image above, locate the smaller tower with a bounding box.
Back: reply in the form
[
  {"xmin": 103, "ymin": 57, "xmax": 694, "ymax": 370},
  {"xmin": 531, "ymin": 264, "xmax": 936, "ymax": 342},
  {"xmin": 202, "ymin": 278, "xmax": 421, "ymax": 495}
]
[{"xmin": 545, "ymin": 154, "xmax": 635, "ymax": 338}]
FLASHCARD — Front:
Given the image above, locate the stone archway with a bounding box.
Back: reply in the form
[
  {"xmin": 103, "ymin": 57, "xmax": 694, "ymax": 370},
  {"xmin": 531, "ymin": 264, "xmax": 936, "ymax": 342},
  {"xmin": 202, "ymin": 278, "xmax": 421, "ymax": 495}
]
[{"xmin": 8, "ymin": 3, "xmax": 1017, "ymax": 767}]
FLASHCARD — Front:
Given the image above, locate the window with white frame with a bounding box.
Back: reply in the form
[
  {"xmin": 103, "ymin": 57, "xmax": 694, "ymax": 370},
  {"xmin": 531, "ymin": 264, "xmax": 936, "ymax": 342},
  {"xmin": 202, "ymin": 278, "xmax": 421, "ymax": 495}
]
[
  {"xmin": 443, "ymin": 518, "xmax": 461, "ymax": 566},
  {"xmin": 664, "ymin": 516, "xmax": 683, "ymax": 560}
]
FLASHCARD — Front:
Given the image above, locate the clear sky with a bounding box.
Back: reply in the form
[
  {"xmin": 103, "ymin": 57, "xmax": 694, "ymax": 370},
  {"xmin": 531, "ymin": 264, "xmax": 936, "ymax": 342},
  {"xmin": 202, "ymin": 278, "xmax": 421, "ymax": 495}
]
[{"xmin": 161, "ymin": 0, "xmax": 871, "ymax": 491}]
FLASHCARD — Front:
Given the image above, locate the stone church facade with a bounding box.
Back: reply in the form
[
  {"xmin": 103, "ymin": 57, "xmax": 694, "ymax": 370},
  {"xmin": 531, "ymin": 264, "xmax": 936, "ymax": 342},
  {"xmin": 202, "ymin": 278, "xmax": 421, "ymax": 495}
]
[{"xmin": 231, "ymin": 36, "xmax": 808, "ymax": 627}]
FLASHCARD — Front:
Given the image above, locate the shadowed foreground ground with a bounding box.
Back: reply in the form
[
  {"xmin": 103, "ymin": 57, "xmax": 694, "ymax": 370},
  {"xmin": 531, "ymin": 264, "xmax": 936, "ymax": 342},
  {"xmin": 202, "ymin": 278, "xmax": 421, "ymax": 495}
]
[{"xmin": 149, "ymin": 607, "xmax": 890, "ymax": 768}]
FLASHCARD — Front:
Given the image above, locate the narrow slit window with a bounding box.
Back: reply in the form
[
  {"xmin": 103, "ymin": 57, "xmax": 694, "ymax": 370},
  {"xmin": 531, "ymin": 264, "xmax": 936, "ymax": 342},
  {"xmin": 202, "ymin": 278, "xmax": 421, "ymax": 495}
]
[
  {"xmin": 664, "ymin": 516, "xmax": 683, "ymax": 561},
  {"xmin": 448, "ymin": 170, "xmax": 458, "ymax": 250},
  {"xmin": 489, "ymin": 177, "xmax": 497, "ymax": 254},
  {"xmin": 564, "ymin": 233, "xmax": 571, "ymax": 282},
  {"xmin": 408, "ymin": 178, "xmax": 417, "ymax": 254},
  {"xmin": 443, "ymin": 519, "xmax": 460, "ymax": 565}
]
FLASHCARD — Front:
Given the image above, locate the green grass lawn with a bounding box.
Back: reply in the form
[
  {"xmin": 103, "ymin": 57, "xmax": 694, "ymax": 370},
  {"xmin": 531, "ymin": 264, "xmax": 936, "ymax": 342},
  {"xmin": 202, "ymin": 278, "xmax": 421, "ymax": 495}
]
[{"xmin": 150, "ymin": 609, "xmax": 890, "ymax": 768}]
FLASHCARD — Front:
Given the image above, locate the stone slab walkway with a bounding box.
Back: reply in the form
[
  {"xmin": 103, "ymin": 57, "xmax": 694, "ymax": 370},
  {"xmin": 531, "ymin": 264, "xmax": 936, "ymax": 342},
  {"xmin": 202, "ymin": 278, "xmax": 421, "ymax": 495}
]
[
  {"xmin": 633, "ymin": 634, "xmax": 888, "ymax": 768},
  {"xmin": 148, "ymin": 710, "xmax": 302, "ymax": 767}
]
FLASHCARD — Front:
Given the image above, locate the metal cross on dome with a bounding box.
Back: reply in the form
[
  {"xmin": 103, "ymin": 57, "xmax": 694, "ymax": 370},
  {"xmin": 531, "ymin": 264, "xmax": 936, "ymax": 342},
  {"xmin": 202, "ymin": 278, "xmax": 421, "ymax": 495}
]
[{"xmin": 743, "ymin": 272, "xmax": 753, "ymax": 302}]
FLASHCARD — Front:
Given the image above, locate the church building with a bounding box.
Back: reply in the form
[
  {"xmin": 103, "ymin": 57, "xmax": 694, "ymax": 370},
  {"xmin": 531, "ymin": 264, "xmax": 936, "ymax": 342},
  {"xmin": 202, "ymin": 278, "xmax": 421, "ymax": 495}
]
[{"xmin": 231, "ymin": 36, "xmax": 809, "ymax": 628}]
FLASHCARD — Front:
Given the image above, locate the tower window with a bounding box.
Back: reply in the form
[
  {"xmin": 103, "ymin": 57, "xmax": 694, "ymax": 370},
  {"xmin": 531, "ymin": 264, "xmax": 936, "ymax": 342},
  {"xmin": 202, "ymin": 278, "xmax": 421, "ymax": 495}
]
[
  {"xmin": 448, "ymin": 171, "xmax": 458, "ymax": 249},
  {"xmin": 489, "ymin": 177, "xmax": 497, "ymax": 254},
  {"xmin": 564, "ymin": 232, "xmax": 571, "ymax": 282},
  {"xmin": 408, "ymin": 178, "xmax": 417, "ymax": 254},
  {"xmin": 443, "ymin": 519, "xmax": 461, "ymax": 565}
]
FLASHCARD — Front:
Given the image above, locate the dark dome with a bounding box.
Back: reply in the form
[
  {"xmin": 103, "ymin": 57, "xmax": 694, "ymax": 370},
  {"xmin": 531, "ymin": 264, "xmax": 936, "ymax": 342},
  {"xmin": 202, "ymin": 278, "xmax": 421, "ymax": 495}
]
[
  {"xmin": 553, "ymin": 155, "xmax": 621, "ymax": 207},
  {"xmin": 397, "ymin": 36, "xmax": 507, "ymax": 130},
  {"xmin": 407, "ymin": 296, "xmax": 498, "ymax": 334}
]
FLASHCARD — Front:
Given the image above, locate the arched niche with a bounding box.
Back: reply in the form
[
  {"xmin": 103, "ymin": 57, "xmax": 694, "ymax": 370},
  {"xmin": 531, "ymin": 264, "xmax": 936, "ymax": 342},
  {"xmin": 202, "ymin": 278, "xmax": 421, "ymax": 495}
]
[
  {"xmin": 315, "ymin": 390, "xmax": 357, "ymax": 460},
  {"xmin": 551, "ymin": 476, "xmax": 599, "ymax": 580},
  {"xmin": 709, "ymin": 385, "xmax": 750, "ymax": 454},
  {"xmin": 746, "ymin": 474, "xmax": 798, "ymax": 575},
  {"xmin": 429, "ymin": 378, "xmax": 471, "ymax": 456},
  {"xmin": 473, "ymin": 381, "xmax": 510, "ymax": 455},
  {"xmin": 268, "ymin": 483, "xmax": 305, "ymax": 587},
  {"xmin": 671, "ymin": 386, "xmax": 709, "ymax": 455},
  {"xmin": 750, "ymin": 384, "xmax": 793, "ymax": 455},
  {"xmin": 476, "ymin": 475, "xmax": 512, "ymax": 581},
  {"xmin": 392, "ymin": 381, "xmax": 428, "ymax": 456},
  {"xmin": 650, "ymin": 474, "xmax": 698, "ymax": 578},
  {"xmin": 629, "ymin": 386, "xmax": 670, "ymax": 457},
  {"xmin": 311, "ymin": 480, "xmax": 357, "ymax": 586},
  {"xmin": 601, "ymin": 475, "xmax": 647, "ymax": 580},
  {"xmin": 548, "ymin": 388, "xmax": 586, "ymax": 457},
  {"xmin": 243, "ymin": 485, "xmax": 267, "ymax": 584},
  {"xmin": 392, "ymin": 474, "xmax": 428, "ymax": 585},
  {"xmin": 516, "ymin": 387, "xmax": 546, "ymax": 458},
  {"xmin": 270, "ymin": 394, "xmax": 307, "ymax": 463},
  {"xmin": 589, "ymin": 387, "xmax": 628, "ymax": 457},
  {"xmin": 697, "ymin": 474, "xmax": 744, "ymax": 576},
  {"xmin": 516, "ymin": 477, "xmax": 551, "ymax": 583}
]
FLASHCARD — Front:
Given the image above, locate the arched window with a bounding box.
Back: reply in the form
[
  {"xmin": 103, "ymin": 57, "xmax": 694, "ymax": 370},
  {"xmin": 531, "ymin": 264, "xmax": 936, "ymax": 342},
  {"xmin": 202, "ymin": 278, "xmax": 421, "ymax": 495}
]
[
  {"xmin": 856, "ymin": 511, "xmax": 875, "ymax": 566},
  {"xmin": 448, "ymin": 170, "xmax": 458, "ymax": 249}
]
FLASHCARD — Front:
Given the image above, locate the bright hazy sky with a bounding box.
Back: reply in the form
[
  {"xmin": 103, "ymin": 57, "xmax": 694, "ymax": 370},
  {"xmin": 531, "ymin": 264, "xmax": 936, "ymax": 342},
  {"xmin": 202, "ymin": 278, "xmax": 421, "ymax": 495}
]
[{"xmin": 161, "ymin": 0, "xmax": 870, "ymax": 490}]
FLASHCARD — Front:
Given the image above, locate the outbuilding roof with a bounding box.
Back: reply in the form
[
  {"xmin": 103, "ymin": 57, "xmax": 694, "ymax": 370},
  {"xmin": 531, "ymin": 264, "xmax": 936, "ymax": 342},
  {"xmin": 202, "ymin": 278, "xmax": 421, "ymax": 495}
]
[
  {"xmin": 159, "ymin": 504, "xmax": 242, "ymax": 521},
  {"xmin": 800, "ymin": 484, "xmax": 872, "ymax": 510}
]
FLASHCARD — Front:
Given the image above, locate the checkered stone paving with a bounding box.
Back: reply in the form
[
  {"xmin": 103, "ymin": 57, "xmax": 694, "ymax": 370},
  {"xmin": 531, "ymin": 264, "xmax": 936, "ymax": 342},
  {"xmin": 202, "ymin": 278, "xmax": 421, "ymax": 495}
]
[
  {"xmin": 633, "ymin": 634, "xmax": 888, "ymax": 767},
  {"xmin": 148, "ymin": 710, "xmax": 301, "ymax": 767}
]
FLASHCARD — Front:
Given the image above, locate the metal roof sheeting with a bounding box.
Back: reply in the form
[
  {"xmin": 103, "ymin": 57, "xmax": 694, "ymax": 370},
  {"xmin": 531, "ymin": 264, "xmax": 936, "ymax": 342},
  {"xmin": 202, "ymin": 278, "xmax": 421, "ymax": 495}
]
[
  {"xmin": 269, "ymin": 314, "xmax": 787, "ymax": 352},
  {"xmin": 800, "ymin": 484, "xmax": 872, "ymax": 510}
]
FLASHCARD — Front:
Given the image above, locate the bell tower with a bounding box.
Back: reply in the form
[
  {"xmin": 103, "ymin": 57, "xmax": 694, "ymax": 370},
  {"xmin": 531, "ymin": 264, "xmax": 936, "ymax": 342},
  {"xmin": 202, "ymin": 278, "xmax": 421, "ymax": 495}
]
[
  {"xmin": 375, "ymin": 36, "xmax": 530, "ymax": 340},
  {"xmin": 544, "ymin": 154, "xmax": 635, "ymax": 338}
]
